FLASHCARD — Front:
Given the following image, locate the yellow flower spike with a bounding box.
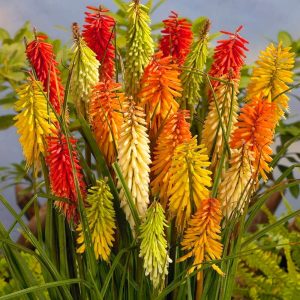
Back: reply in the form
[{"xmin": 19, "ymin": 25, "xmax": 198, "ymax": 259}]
[
  {"xmin": 117, "ymin": 101, "xmax": 151, "ymax": 230},
  {"xmin": 139, "ymin": 201, "xmax": 171, "ymax": 289},
  {"xmin": 168, "ymin": 137, "xmax": 212, "ymax": 232},
  {"xmin": 218, "ymin": 147, "xmax": 255, "ymax": 218},
  {"xmin": 14, "ymin": 79, "xmax": 55, "ymax": 175},
  {"xmin": 201, "ymin": 78, "xmax": 239, "ymax": 169},
  {"xmin": 70, "ymin": 23, "xmax": 100, "ymax": 116},
  {"xmin": 76, "ymin": 179, "xmax": 116, "ymax": 261},
  {"xmin": 178, "ymin": 198, "xmax": 224, "ymax": 279},
  {"xmin": 247, "ymin": 42, "xmax": 295, "ymax": 120}
]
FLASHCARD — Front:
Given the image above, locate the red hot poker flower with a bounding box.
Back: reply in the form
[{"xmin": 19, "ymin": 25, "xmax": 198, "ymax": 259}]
[
  {"xmin": 159, "ymin": 11, "xmax": 193, "ymax": 66},
  {"xmin": 46, "ymin": 128, "xmax": 86, "ymax": 222},
  {"xmin": 209, "ymin": 26, "xmax": 248, "ymax": 86},
  {"xmin": 230, "ymin": 97, "xmax": 277, "ymax": 181},
  {"xmin": 26, "ymin": 34, "xmax": 64, "ymax": 114},
  {"xmin": 83, "ymin": 6, "xmax": 115, "ymax": 81}
]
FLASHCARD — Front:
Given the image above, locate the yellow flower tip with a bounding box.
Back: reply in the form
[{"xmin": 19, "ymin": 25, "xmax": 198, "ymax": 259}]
[
  {"xmin": 139, "ymin": 202, "xmax": 171, "ymax": 289},
  {"xmin": 76, "ymin": 179, "xmax": 116, "ymax": 261},
  {"xmin": 168, "ymin": 137, "xmax": 212, "ymax": 232},
  {"xmin": 14, "ymin": 79, "xmax": 55, "ymax": 175},
  {"xmin": 178, "ymin": 198, "xmax": 224, "ymax": 278},
  {"xmin": 117, "ymin": 101, "xmax": 151, "ymax": 230}
]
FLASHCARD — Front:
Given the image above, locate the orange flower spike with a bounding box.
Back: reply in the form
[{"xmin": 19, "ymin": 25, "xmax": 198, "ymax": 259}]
[
  {"xmin": 231, "ymin": 97, "xmax": 277, "ymax": 181},
  {"xmin": 89, "ymin": 81, "xmax": 124, "ymax": 165},
  {"xmin": 178, "ymin": 198, "xmax": 224, "ymax": 278},
  {"xmin": 26, "ymin": 34, "xmax": 64, "ymax": 114},
  {"xmin": 139, "ymin": 52, "xmax": 182, "ymax": 136},
  {"xmin": 151, "ymin": 110, "xmax": 192, "ymax": 207},
  {"xmin": 46, "ymin": 128, "xmax": 86, "ymax": 223}
]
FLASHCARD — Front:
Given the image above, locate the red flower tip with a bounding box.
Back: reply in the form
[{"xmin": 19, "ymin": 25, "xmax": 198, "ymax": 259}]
[
  {"xmin": 159, "ymin": 11, "xmax": 193, "ymax": 66},
  {"xmin": 83, "ymin": 6, "xmax": 115, "ymax": 81},
  {"xmin": 26, "ymin": 35, "xmax": 64, "ymax": 114},
  {"xmin": 209, "ymin": 26, "xmax": 249, "ymax": 87}
]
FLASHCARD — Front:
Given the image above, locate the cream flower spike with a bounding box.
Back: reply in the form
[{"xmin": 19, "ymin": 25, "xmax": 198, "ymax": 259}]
[{"xmin": 117, "ymin": 100, "xmax": 151, "ymax": 230}]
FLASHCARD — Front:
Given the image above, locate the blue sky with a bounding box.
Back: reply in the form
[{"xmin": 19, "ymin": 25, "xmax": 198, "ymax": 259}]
[
  {"xmin": 1, "ymin": 0, "xmax": 300, "ymax": 62},
  {"xmin": 0, "ymin": 0, "xmax": 300, "ymax": 235}
]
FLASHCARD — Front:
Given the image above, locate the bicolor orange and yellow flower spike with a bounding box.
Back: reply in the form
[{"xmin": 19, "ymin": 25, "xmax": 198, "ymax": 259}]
[
  {"xmin": 230, "ymin": 97, "xmax": 277, "ymax": 181},
  {"xmin": 89, "ymin": 81, "xmax": 124, "ymax": 166},
  {"xmin": 151, "ymin": 110, "xmax": 192, "ymax": 208},
  {"xmin": 178, "ymin": 198, "xmax": 224, "ymax": 278}
]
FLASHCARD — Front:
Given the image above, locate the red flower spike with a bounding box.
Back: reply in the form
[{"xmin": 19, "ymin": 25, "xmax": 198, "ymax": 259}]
[
  {"xmin": 209, "ymin": 26, "xmax": 248, "ymax": 87},
  {"xmin": 26, "ymin": 35, "xmax": 64, "ymax": 114},
  {"xmin": 159, "ymin": 11, "xmax": 193, "ymax": 66},
  {"xmin": 46, "ymin": 128, "xmax": 86, "ymax": 222},
  {"xmin": 83, "ymin": 6, "xmax": 115, "ymax": 81}
]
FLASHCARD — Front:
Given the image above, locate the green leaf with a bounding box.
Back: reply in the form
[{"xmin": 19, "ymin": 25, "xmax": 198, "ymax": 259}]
[
  {"xmin": 0, "ymin": 114, "xmax": 15, "ymax": 130},
  {"xmin": 278, "ymin": 31, "xmax": 293, "ymax": 47},
  {"xmin": 0, "ymin": 279, "xmax": 89, "ymax": 300},
  {"xmin": 290, "ymin": 184, "xmax": 300, "ymax": 198},
  {"xmin": 243, "ymin": 209, "xmax": 300, "ymax": 248},
  {"xmin": 0, "ymin": 28, "xmax": 10, "ymax": 41}
]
